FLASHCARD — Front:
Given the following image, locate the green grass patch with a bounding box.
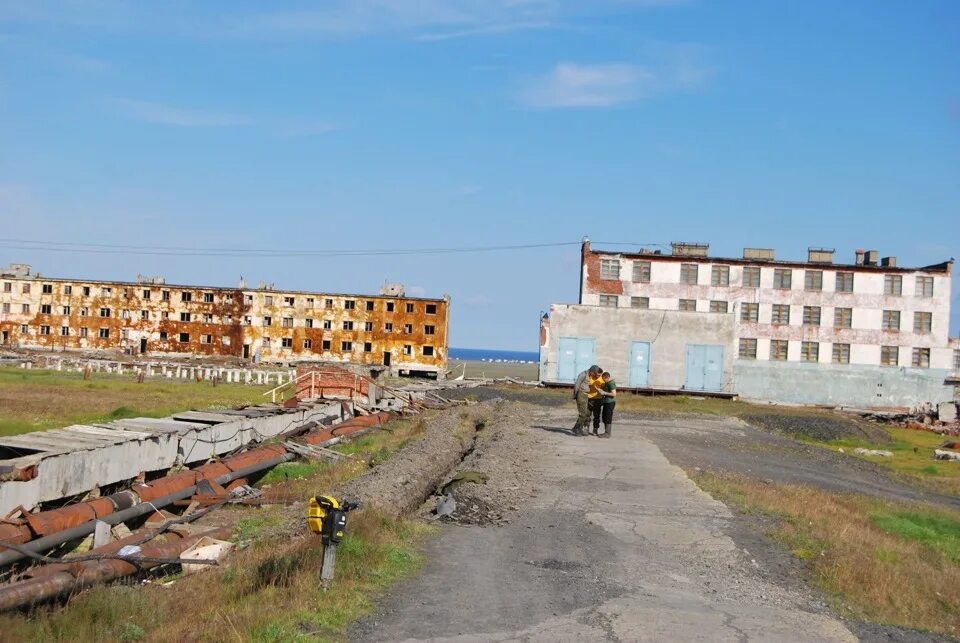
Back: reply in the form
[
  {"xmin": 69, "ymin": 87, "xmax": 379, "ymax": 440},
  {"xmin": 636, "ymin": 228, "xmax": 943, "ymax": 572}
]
[
  {"xmin": 871, "ymin": 510, "xmax": 960, "ymax": 563},
  {"xmin": 257, "ymin": 461, "xmax": 330, "ymax": 486},
  {"xmin": 234, "ymin": 510, "xmax": 286, "ymax": 541}
]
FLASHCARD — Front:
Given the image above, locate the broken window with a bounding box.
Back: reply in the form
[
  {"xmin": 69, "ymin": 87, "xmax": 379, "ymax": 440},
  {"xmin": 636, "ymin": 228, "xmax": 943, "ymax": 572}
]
[
  {"xmin": 770, "ymin": 340, "xmax": 788, "ymax": 361},
  {"xmin": 912, "ymin": 347, "xmax": 930, "ymax": 368},
  {"xmin": 802, "ymin": 306, "xmax": 821, "ymax": 326},
  {"xmin": 39, "ymin": 325, "xmax": 50, "ymax": 335},
  {"xmin": 263, "ymin": 337, "xmax": 271, "ymax": 348},
  {"xmin": 421, "ymin": 324, "xmax": 434, "ymax": 335},
  {"xmin": 365, "ymin": 321, "xmax": 374, "ymax": 331},
  {"xmin": 345, "ymin": 300, "xmax": 356, "ymax": 310},
  {"xmin": 281, "ymin": 337, "xmax": 293, "ymax": 348},
  {"xmin": 306, "ymin": 318, "xmax": 314, "ymax": 329},
  {"xmin": 162, "ymin": 290, "xmax": 171, "ymax": 301},
  {"xmin": 162, "ymin": 311, "xmax": 170, "ymax": 320},
  {"xmin": 884, "ymin": 275, "xmax": 902, "ymax": 296},
  {"xmin": 773, "ymin": 269, "xmax": 792, "ymax": 290},
  {"xmin": 204, "ymin": 292, "xmax": 214, "ymax": 303},
  {"xmin": 1, "ymin": 304, "xmax": 8, "ymax": 313},
  {"xmin": 304, "ymin": 339, "xmax": 313, "ymax": 349},
  {"xmin": 834, "ymin": 307, "xmax": 852, "ymax": 328},
  {"xmin": 263, "ymin": 316, "xmax": 272, "ymax": 326},
  {"xmin": 916, "ymin": 276, "xmax": 934, "ymax": 298},
  {"xmin": 64, "ymin": 285, "xmax": 72, "ymax": 295},
  {"xmin": 82, "ymin": 285, "xmax": 91, "ymax": 296},
  {"xmin": 835, "ymin": 272, "xmax": 854, "ymax": 293},
  {"xmin": 600, "ymin": 259, "xmax": 621, "ymax": 280},
  {"xmin": 366, "ymin": 300, "xmax": 375, "ymax": 311},
  {"xmin": 180, "ymin": 291, "xmax": 192, "ymax": 302},
  {"xmin": 914, "ymin": 312, "xmax": 932, "ymax": 334},
  {"xmin": 243, "ymin": 316, "xmax": 252, "ymax": 325},
  {"xmin": 124, "ymin": 288, "xmax": 132, "ymax": 298},
  {"xmin": 2, "ymin": 282, "xmax": 9, "ymax": 292},
  {"xmin": 284, "ymin": 296, "xmax": 295, "ymax": 306},
  {"xmin": 20, "ymin": 324, "xmax": 28, "ymax": 334},
  {"xmin": 954, "ymin": 349, "xmax": 960, "ymax": 371},
  {"xmin": 22, "ymin": 283, "xmax": 30, "ymax": 294},
  {"xmin": 364, "ymin": 342, "xmax": 372, "ymax": 352},
  {"xmin": 385, "ymin": 322, "xmax": 393, "ymax": 332},
  {"xmin": 738, "ymin": 338, "xmax": 757, "ymax": 359},
  {"xmin": 282, "ymin": 317, "xmax": 293, "ymax": 328},
  {"xmin": 630, "ymin": 297, "xmax": 649, "ymax": 309},
  {"xmin": 423, "ymin": 346, "xmax": 435, "ymax": 357},
  {"xmin": 178, "ymin": 332, "xmax": 190, "ymax": 343},
  {"xmin": 882, "ymin": 310, "xmax": 900, "ymax": 331},
  {"xmin": 21, "ymin": 304, "xmax": 30, "ymax": 314},
  {"xmin": 404, "ymin": 324, "xmax": 413, "ymax": 334},
  {"xmin": 740, "ymin": 303, "xmax": 759, "ymax": 322},
  {"xmin": 245, "ymin": 295, "xmax": 253, "ymax": 303},
  {"xmin": 711, "ymin": 266, "xmax": 730, "ymax": 286},
  {"xmin": 143, "ymin": 289, "xmax": 151, "ymax": 299},
  {"xmin": 323, "ymin": 319, "xmax": 332, "ymax": 330},
  {"xmin": 80, "ymin": 327, "xmax": 89, "ymax": 338},
  {"xmin": 426, "ymin": 303, "xmax": 437, "ymax": 314},
  {"xmin": 201, "ymin": 334, "xmax": 213, "ymax": 344},
  {"xmin": 40, "ymin": 304, "xmax": 52, "ymax": 314},
  {"xmin": 101, "ymin": 287, "xmax": 111, "ymax": 296},
  {"xmin": 60, "ymin": 326, "xmax": 69, "ymax": 336},
  {"xmin": 306, "ymin": 297, "xmax": 314, "ymax": 306},
  {"xmin": 680, "ymin": 264, "xmax": 698, "ymax": 285},
  {"xmin": 801, "ymin": 341, "xmax": 819, "ymax": 362},
  {"xmin": 804, "ymin": 270, "xmax": 823, "ymax": 291},
  {"xmin": 325, "ymin": 299, "xmax": 334, "ymax": 309},
  {"xmin": 832, "ymin": 343, "xmax": 850, "ymax": 364},
  {"xmin": 386, "ymin": 301, "xmax": 395, "ymax": 312},
  {"xmin": 771, "ymin": 304, "xmax": 790, "ymax": 324},
  {"xmin": 322, "ymin": 340, "xmax": 331, "ymax": 350},
  {"xmin": 141, "ymin": 310, "xmax": 150, "ymax": 320},
  {"xmin": 598, "ymin": 295, "xmax": 618, "ymax": 308},
  {"xmin": 343, "ymin": 321, "xmax": 354, "ymax": 331},
  {"xmin": 403, "ymin": 344, "xmax": 412, "ymax": 356},
  {"xmin": 406, "ymin": 303, "xmax": 415, "ymax": 313},
  {"xmin": 121, "ymin": 309, "xmax": 131, "ymax": 320},
  {"xmin": 99, "ymin": 328, "xmax": 110, "ymax": 339},
  {"xmin": 42, "ymin": 283, "xmax": 52, "ymax": 294},
  {"xmin": 709, "ymin": 301, "xmax": 728, "ymax": 313},
  {"xmin": 80, "ymin": 306, "xmax": 89, "ymax": 316},
  {"xmin": 632, "ymin": 261, "xmax": 651, "ymax": 283},
  {"xmin": 679, "ymin": 299, "xmax": 696, "ymax": 312},
  {"xmin": 264, "ymin": 295, "xmax": 273, "ymax": 306},
  {"xmin": 61, "ymin": 305, "xmax": 71, "ymax": 315},
  {"xmin": 202, "ymin": 313, "xmax": 213, "ymax": 323},
  {"xmin": 99, "ymin": 307, "xmax": 111, "ymax": 318},
  {"xmin": 342, "ymin": 341, "xmax": 353, "ymax": 351},
  {"xmin": 880, "ymin": 345, "xmax": 898, "ymax": 366},
  {"xmin": 180, "ymin": 312, "xmax": 191, "ymax": 322}
]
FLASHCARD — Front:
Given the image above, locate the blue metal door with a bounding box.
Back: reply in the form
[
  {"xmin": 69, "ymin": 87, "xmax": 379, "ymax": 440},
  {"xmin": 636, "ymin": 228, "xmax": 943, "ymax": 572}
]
[
  {"xmin": 557, "ymin": 336, "xmax": 595, "ymax": 382},
  {"xmin": 628, "ymin": 341, "xmax": 651, "ymax": 387},
  {"xmin": 685, "ymin": 344, "xmax": 724, "ymax": 391}
]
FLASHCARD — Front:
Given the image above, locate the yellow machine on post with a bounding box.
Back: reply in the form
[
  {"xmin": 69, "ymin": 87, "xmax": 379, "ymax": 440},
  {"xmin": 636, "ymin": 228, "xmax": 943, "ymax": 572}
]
[{"xmin": 308, "ymin": 495, "xmax": 360, "ymax": 582}]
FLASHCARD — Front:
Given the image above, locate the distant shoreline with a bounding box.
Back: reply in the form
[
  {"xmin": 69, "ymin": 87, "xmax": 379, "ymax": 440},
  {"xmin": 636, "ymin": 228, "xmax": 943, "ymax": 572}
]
[{"xmin": 449, "ymin": 347, "xmax": 539, "ymax": 364}]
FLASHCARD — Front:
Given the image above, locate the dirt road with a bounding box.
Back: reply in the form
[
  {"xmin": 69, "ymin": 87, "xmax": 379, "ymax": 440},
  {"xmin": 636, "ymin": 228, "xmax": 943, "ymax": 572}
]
[{"xmin": 351, "ymin": 407, "xmax": 855, "ymax": 642}]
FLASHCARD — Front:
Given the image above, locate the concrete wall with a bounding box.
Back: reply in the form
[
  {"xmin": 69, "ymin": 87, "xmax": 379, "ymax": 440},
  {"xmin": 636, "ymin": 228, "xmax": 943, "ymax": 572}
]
[
  {"xmin": 540, "ymin": 304, "xmax": 737, "ymax": 391},
  {"xmin": 733, "ymin": 361, "xmax": 955, "ymax": 408}
]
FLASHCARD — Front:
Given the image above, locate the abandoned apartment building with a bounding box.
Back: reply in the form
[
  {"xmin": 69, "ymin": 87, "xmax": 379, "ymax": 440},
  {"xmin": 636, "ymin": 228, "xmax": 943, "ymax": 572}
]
[
  {"xmin": 0, "ymin": 264, "xmax": 449, "ymax": 377},
  {"xmin": 540, "ymin": 240, "xmax": 958, "ymax": 408}
]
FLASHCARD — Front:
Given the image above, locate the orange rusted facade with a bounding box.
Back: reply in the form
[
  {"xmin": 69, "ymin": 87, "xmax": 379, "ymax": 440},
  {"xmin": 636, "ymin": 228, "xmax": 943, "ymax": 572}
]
[{"xmin": 0, "ymin": 270, "xmax": 449, "ymax": 374}]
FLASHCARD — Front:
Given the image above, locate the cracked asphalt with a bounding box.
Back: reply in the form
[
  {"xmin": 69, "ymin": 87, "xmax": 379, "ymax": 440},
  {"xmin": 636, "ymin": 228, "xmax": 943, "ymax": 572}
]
[{"xmin": 351, "ymin": 407, "xmax": 856, "ymax": 642}]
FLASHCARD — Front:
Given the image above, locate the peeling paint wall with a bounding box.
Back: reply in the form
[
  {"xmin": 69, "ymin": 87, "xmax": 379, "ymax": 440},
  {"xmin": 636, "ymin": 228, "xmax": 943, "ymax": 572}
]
[{"xmin": 0, "ymin": 276, "xmax": 449, "ymax": 373}]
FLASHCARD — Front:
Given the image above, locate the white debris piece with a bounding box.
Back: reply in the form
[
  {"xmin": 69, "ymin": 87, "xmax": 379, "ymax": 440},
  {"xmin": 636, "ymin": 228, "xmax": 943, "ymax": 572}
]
[
  {"xmin": 934, "ymin": 449, "xmax": 960, "ymax": 461},
  {"xmin": 853, "ymin": 448, "xmax": 893, "ymax": 457},
  {"xmin": 180, "ymin": 537, "xmax": 234, "ymax": 575}
]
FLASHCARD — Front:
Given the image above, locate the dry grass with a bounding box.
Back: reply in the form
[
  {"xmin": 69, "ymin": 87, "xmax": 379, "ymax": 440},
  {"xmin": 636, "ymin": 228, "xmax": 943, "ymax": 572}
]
[
  {"xmin": 693, "ymin": 470, "xmax": 960, "ymax": 636},
  {"xmin": 0, "ymin": 415, "xmax": 437, "ymax": 642},
  {"xmin": 0, "ymin": 367, "xmax": 272, "ymax": 436}
]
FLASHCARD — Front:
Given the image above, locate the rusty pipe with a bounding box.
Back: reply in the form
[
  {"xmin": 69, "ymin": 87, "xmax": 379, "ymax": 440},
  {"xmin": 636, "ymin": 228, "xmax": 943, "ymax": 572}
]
[{"xmin": 0, "ymin": 527, "xmax": 231, "ymax": 612}]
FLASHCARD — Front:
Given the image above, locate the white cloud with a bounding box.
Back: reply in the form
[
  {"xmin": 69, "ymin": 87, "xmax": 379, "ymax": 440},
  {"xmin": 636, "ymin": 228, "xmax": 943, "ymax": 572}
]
[
  {"xmin": 522, "ymin": 59, "xmax": 714, "ymax": 109},
  {"xmin": 110, "ymin": 98, "xmax": 252, "ymax": 128},
  {"xmin": 416, "ymin": 20, "xmax": 551, "ymax": 42},
  {"xmin": 407, "ymin": 285, "xmax": 428, "ymax": 297}
]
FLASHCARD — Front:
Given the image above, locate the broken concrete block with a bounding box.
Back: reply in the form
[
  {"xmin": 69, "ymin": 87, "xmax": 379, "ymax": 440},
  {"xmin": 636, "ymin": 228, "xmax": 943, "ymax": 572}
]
[
  {"xmin": 853, "ymin": 448, "xmax": 894, "ymax": 457},
  {"xmin": 938, "ymin": 402, "xmax": 958, "ymax": 424}
]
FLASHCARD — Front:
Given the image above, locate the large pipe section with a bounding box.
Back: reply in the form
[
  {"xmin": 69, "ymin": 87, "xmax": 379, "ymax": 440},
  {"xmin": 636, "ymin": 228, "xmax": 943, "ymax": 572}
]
[
  {"xmin": 0, "ymin": 413, "xmax": 392, "ymax": 566},
  {"xmin": 0, "ymin": 527, "xmax": 231, "ymax": 612}
]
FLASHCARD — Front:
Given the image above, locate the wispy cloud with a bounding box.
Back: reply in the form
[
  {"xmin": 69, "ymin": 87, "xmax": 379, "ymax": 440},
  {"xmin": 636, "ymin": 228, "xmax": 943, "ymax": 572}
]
[
  {"xmin": 109, "ymin": 98, "xmax": 253, "ymax": 128},
  {"xmin": 416, "ymin": 20, "xmax": 551, "ymax": 42},
  {"xmin": 522, "ymin": 58, "xmax": 715, "ymax": 108}
]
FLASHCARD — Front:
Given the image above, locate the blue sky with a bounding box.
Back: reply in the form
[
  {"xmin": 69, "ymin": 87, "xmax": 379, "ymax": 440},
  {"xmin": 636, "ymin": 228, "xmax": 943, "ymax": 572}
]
[{"xmin": 0, "ymin": 1, "xmax": 957, "ymax": 351}]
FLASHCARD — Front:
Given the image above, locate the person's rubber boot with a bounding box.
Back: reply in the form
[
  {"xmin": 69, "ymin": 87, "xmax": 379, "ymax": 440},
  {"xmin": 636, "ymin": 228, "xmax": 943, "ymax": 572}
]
[{"xmin": 603, "ymin": 423, "xmax": 612, "ymax": 438}]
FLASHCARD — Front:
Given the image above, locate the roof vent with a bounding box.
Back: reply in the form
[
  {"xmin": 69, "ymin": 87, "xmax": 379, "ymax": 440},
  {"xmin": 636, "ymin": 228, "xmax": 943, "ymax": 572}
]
[
  {"xmin": 807, "ymin": 248, "xmax": 835, "ymax": 264},
  {"xmin": 864, "ymin": 250, "xmax": 879, "ymax": 266},
  {"xmin": 136, "ymin": 274, "xmax": 166, "ymax": 285},
  {"xmin": 671, "ymin": 242, "xmax": 709, "ymax": 257},
  {"xmin": 881, "ymin": 256, "xmax": 897, "ymax": 267},
  {"xmin": 743, "ymin": 248, "xmax": 775, "ymax": 261},
  {"xmin": 1, "ymin": 263, "xmax": 32, "ymax": 277},
  {"xmin": 381, "ymin": 282, "xmax": 406, "ymax": 297}
]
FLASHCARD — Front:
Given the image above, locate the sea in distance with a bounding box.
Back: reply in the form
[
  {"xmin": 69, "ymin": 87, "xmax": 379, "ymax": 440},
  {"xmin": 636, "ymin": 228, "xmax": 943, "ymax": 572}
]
[{"xmin": 449, "ymin": 347, "xmax": 539, "ymax": 364}]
